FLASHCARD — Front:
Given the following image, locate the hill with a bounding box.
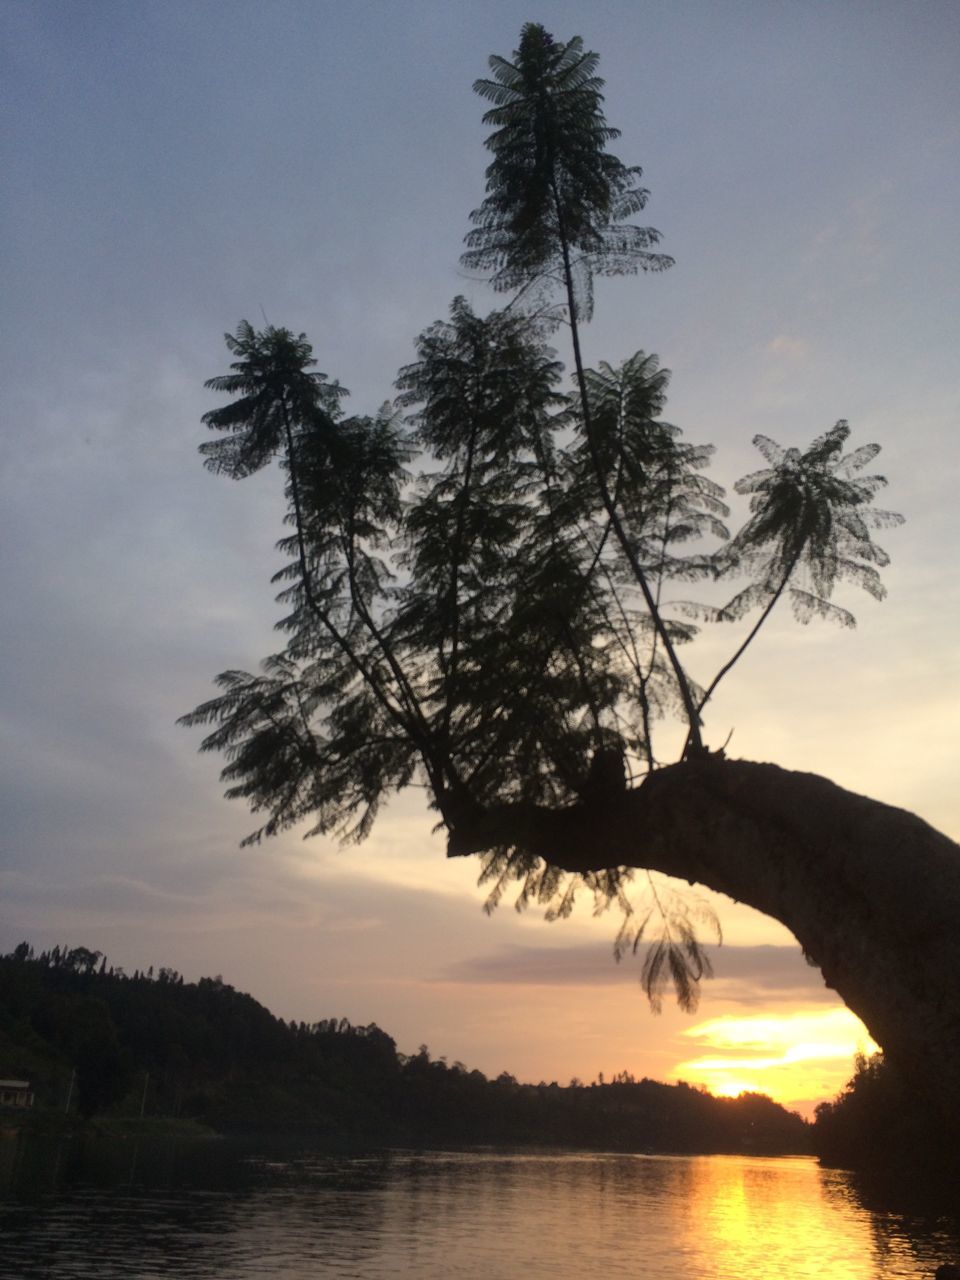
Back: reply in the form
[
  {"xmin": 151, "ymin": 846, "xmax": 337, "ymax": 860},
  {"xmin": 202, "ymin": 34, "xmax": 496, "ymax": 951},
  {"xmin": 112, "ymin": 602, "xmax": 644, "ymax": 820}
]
[{"xmin": 0, "ymin": 942, "xmax": 809, "ymax": 1154}]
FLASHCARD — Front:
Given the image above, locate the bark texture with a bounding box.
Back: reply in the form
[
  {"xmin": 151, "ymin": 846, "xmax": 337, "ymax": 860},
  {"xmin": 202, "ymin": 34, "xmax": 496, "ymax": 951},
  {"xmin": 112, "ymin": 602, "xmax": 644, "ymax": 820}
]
[{"xmin": 448, "ymin": 757, "xmax": 960, "ymax": 1115}]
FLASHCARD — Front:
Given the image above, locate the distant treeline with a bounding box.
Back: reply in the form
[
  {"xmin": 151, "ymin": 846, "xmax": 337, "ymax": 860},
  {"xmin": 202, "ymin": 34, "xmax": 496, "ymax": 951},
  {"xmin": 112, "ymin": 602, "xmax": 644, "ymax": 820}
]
[{"xmin": 0, "ymin": 942, "xmax": 808, "ymax": 1154}]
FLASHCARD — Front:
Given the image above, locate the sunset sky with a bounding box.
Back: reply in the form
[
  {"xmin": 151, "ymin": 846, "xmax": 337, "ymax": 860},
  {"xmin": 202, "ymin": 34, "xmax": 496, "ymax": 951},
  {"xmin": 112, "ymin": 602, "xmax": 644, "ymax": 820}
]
[{"xmin": 2, "ymin": 0, "xmax": 957, "ymax": 1120}]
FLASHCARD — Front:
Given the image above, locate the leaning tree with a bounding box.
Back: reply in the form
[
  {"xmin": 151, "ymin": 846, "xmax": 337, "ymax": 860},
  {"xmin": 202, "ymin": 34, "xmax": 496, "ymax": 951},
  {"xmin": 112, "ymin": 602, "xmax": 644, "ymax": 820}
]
[{"xmin": 182, "ymin": 24, "xmax": 960, "ymax": 1128}]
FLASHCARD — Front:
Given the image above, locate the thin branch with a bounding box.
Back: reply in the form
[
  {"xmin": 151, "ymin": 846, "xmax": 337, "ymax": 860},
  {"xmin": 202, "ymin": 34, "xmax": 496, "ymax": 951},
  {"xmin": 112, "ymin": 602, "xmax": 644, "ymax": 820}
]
[{"xmin": 550, "ymin": 181, "xmax": 704, "ymax": 756}]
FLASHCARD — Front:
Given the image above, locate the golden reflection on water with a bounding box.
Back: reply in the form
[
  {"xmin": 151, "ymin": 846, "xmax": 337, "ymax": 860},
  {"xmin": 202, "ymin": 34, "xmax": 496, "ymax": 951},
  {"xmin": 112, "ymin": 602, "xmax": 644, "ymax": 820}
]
[
  {"xmin": 680, "ymin": 1162, "xmax": 870, "ymax": 1280},
  {"xmin": 372, "ymin": 1151, "xmax": 947, "ymax": 1280},
  {"xmin": 4, "ymin": 1137, "xmax": 955, "ymax": 1279}
]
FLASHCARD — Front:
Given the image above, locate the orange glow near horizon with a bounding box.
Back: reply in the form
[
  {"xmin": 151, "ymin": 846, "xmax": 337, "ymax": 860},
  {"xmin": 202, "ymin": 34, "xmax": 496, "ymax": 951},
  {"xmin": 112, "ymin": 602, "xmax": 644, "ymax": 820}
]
[{"xmin": 675, "ymin": 1008, "xmax": 879, "ymax": 1114}]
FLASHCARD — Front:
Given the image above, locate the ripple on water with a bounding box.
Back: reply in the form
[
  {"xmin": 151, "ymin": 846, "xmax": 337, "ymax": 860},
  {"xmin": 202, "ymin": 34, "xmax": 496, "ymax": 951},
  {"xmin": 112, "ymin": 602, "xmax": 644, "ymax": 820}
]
[{"xmin": 1, "ymin": 1140, "xmax": 957, "ymax": 1279}]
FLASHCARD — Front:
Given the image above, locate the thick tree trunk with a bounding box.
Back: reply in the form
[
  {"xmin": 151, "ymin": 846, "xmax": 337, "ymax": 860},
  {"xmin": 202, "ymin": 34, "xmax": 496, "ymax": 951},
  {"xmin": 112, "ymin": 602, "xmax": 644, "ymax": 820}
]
[{"xmin": 448, "ymin": 757, "xmax": 960, "ymax": 1117}]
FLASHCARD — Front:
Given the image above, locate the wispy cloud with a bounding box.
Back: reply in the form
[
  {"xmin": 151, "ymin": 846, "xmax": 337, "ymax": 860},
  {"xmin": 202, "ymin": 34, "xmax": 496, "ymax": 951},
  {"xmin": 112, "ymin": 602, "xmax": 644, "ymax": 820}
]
[
  {"xmin": 675, "ymin": 1008, "xmax": 878, "ymax": 1108},
  {"xmin": 438, "ymin": 943, "xmax": 831, "ymax": 1005}
]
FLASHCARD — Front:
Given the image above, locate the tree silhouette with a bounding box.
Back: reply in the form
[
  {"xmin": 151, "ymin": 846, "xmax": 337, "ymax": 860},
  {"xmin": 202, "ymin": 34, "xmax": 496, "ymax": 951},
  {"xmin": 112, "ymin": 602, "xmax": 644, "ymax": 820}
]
[
  {"xmin": 691, "ymin": 421, "xmax": 903, "ymax": 736},
  {"xmin": 462, "ymin": 25, "xmax": 703, "ymax": 745},
  {"xmin": 182, "ymin": 24, "xmax": 960, "ymax": 1140}
]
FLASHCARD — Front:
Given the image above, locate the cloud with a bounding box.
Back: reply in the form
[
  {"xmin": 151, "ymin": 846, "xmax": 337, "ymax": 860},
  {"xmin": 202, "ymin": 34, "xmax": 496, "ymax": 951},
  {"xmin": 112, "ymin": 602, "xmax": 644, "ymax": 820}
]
[
  {"xmin": 438, "ymin": 943, "xmax": 832, "ymax": 1006},
  {"xmin": 682, "ymin": 1008, "xmax": 876, "ymax": 1054},
  {"xmin": 764, "ymin": 334, "xmax": 810, "ymax": 362},
  {"xmin": 674, "ymin": 1008, "xmax": 878, "ymax": 1109}
]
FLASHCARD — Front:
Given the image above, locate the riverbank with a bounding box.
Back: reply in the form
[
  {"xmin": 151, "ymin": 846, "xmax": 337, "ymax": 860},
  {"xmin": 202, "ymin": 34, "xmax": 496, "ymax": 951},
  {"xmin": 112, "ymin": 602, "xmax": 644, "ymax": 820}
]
[{"xmin": 2, "ymin": 1111, "xmax": 217, "ymax": 1141}]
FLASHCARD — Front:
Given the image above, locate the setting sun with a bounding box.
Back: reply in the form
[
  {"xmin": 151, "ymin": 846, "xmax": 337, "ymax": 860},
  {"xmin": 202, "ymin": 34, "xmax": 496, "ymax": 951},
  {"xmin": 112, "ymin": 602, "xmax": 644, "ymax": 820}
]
[{"xmin": 675, "ymin": 1008, "xmax": 879, "ymax": 1113}]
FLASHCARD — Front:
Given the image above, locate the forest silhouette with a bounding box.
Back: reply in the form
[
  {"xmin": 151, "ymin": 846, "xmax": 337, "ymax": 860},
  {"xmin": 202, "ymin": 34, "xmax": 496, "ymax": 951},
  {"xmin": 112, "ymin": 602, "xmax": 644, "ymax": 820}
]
[{"xmin": 1, "ymin": 942, "xmax": 808, "ymax": 1155}]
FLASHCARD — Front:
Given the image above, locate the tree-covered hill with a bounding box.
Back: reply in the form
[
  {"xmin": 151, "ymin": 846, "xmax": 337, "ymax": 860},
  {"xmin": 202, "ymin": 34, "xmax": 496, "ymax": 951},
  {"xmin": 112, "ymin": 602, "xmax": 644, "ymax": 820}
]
[{"xmin": 0, "ymin": 943, "xmax": 807, "ymax": 1154}]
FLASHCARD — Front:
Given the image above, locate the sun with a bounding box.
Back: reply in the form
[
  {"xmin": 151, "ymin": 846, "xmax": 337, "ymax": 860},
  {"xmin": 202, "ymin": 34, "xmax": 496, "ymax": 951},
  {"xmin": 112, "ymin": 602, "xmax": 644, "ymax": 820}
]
[
  {"xmin": 710, "ymin": 1078, "xmax": 761, "ymax": 1099},
  {"xmin": 674, "ymin": 1008, "xmax": 879, "ymax": 1111}
]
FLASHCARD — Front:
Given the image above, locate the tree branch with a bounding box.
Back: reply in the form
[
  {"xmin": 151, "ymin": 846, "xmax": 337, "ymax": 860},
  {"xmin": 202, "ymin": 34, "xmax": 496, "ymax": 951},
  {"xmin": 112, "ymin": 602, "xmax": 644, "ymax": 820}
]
[{"xmin": 446, "ymin": 755, "xmax": 960, "ymax": 1096}]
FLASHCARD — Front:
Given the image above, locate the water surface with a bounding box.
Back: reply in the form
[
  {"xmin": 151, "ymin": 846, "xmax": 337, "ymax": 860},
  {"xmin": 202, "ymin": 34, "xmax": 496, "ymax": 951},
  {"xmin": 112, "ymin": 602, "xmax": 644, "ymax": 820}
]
[{"xmin": 2, "ymin": 1134, "xmax": 957, "ymax": 1278}]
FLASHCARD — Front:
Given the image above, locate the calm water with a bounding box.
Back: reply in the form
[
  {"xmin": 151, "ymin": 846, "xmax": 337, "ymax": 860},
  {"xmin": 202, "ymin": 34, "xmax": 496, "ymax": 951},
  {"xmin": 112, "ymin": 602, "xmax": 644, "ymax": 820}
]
[{"xmin": 2, "ymin": 1134, "xmax": 958, "ymax": 1279}]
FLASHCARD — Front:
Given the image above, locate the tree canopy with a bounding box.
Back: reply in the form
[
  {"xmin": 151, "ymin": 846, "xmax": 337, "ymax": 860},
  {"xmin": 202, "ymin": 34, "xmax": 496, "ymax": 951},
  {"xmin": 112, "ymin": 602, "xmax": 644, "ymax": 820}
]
[
  {"xmin": 0, "ymin": 942, "xmax": 808, "ymax": 1153},
  {"xmin": 179, "ymin": 24, "xmax": 950, "ymax": 1061}
]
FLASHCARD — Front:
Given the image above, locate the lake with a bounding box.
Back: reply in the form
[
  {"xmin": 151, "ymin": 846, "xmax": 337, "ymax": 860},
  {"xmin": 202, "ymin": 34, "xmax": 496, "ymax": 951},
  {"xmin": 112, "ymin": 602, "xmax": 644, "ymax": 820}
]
[{"xmin": 2, "ymin": 1133, "xmax": 958, "ymax": 1278}]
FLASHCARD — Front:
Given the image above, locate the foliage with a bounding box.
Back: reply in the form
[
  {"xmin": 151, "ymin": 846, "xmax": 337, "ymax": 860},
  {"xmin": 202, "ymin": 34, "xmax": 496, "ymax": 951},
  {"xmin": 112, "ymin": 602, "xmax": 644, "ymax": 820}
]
[
  {"xmin": 692, "ymin": 421, "xmax": 903, "ymax": 724},
  {"xmin": 461, "ymin": 22, "xmax": 672, "ymax": 312},
  {"xmin": 181, "ymin": 23, "xmax": 901, "ymax": 1012},
  {"xmin": 0, "ymin": 943, "xmax": 807, "ymax": 1152},
  {"xmin": 199, "ymin": 320, "xmax": 346, "ymax": 481},
  {"xmin": 725, "ymin": 424, "xmax": 898, "ymax": 621},
  {"xmin": 811, "ymin": 1053, "xmax": 955, "ymax": 1175}
]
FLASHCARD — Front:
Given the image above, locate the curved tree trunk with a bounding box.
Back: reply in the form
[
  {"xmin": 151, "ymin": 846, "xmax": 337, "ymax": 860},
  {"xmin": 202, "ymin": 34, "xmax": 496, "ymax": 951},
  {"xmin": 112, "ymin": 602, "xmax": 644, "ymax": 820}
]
[{"xmin": 448, "ymin": 757, "xmax": 960, "ymax": 1119}]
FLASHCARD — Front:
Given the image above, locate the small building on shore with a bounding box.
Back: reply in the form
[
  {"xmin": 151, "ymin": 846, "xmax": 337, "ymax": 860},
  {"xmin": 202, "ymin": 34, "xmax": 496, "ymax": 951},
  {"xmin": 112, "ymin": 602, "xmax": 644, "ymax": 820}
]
[{"xmin": 0, "ymin": 1079, "xmax": 35, "ymax": 1109}]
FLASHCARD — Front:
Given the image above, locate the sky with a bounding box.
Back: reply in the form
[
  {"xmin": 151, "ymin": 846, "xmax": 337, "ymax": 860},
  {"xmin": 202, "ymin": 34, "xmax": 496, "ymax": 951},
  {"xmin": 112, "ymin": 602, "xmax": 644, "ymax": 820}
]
[{"xmin": 2, "ymin": 0, "xmax": 958, "ymax": 1119}]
